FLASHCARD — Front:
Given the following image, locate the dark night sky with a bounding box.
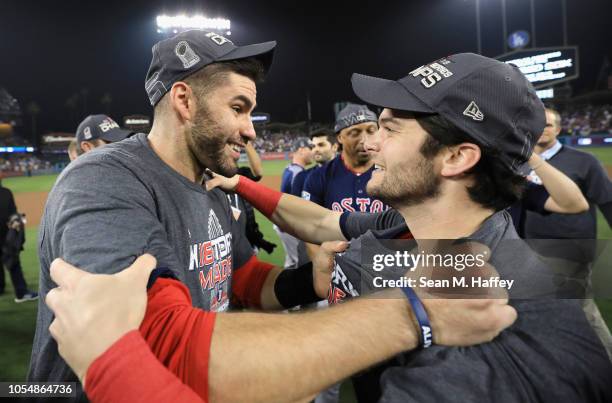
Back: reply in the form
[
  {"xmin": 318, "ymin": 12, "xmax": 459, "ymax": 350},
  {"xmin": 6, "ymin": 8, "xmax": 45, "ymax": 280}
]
[{"xmin": 1, "ymin": 0, "xmax": 611, "ymax": 136}]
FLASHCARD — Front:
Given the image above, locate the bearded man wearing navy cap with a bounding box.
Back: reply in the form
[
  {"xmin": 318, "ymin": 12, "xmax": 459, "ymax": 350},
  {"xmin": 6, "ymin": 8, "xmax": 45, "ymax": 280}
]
[
  {"xmin": 75, "ymin": 114, "xmax": 133, "ymax": 154},
  {"xmin": 302, "ymin": 103, "xmax": 387, "ymax": 214},
  {"xmin": 30, "ymin": 32, "xmax": 520, "ymax": 402},
  {"xmin": 29, "ymin": 30, "xmax": 338, "ymax": 399},
  {"xmin": 206, "ymin": 53, "xmax": 612, "ymax": 401}
]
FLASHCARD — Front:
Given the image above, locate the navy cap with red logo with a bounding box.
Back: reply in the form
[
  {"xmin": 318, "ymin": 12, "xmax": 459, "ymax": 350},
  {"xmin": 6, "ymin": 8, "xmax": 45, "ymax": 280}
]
[{"xmin": 351, "ymin": 53, "xmax": 546, "ymax": 173}]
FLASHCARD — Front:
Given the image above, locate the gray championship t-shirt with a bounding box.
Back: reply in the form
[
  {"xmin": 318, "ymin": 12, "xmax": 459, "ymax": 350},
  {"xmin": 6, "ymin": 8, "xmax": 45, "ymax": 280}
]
[
  {"xmin": 28, "ymin": 134, "xmax": 254, "ymax": 393},
  {"xmin": 334, "ymin": 210, "xmax": 612, "ymax": 402}
]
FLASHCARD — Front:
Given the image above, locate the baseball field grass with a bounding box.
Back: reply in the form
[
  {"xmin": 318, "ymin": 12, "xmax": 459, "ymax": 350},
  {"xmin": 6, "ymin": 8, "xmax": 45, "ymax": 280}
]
[{"xmin": 1, "ymin": 149, "xmax": 611, "ymax": 399}]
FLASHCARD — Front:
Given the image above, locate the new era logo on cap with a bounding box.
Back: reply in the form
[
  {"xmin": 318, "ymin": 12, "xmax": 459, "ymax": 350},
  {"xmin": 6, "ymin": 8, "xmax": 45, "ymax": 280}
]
[
  {"xmin": 463, "ymin": 101, "xmax": 484, "ymax": 121},
  {"xmin": 145, "ymin": 30, "xmax": 276, "ymax": 106},
  {"xmin": 205, "ymin": 32, "xmax": 233, "ymax": 46}
]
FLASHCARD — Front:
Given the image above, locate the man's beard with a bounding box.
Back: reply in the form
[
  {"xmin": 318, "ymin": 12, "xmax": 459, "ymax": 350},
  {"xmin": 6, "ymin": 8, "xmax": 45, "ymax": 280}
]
[
  {"xmin": 315, "ymin": 152, "xmax": 332, "ymax": 164},
  {"xmin": 367, "ymin": 154, "xmax": 440, "ymax": 208},
  {"xmin": 188, "ymin": 104, "xmax": 238, "ymax": 177}
]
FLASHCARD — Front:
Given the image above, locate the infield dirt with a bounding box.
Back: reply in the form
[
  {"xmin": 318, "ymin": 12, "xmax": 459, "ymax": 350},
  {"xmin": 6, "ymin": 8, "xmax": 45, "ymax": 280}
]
[{"xmin": 16, "ymin": 175, "xmax": 283, "ymax": 229}]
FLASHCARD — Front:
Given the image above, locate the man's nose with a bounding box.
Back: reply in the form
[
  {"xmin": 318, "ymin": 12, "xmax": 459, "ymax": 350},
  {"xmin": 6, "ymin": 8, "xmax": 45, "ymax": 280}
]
[
  {"xmin": 242, "ymin": 118, "xmax": 256, "ymax": 142},
  {"xmin": 364, "ymin": 128, "xmax": 382, "ymax": 152}
]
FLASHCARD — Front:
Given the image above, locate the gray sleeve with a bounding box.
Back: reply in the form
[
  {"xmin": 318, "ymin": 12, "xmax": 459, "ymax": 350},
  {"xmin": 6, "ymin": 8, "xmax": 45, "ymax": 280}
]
[
  {"xmin": 340, "ymin": 209, "xmax": 406, "ymax": 240},
  {"xmin": 28, "ymin": 155, "xmax": 179, "ymax": 385},
  {"xmin": 45, "ymin": 155, "xmax": 179, "ymax": 274}
]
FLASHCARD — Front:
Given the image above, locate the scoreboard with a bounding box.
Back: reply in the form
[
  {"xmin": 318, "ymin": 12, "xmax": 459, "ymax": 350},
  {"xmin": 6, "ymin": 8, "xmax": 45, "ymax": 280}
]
[{"xmin": 496, "ymin": 47, "xmax": 579, "ymax": 89}]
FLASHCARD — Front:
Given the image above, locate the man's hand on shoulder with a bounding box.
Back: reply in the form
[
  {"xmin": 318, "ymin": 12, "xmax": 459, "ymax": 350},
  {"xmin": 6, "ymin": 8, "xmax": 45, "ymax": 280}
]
[
  {"xmin": 313, "ymin": 241, "xmax": 348, "ymax": 298},
  {"xmin": 205, "ymin": 169, "xmax": 240, "ymax": 192},
  {"xmin": 45, "ymin": 254, "xmax": 157, "ymax": 386}
]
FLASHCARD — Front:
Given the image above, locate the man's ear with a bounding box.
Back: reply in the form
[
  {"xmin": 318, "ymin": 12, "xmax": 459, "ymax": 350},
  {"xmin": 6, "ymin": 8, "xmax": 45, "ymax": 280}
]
[
  {"xmin": 336, "ymin": 132, "xmax": 345, "ymax": 146},
  {"xmin": 80, "ymin": 141, "xmax": 94, "ymax": 153},
  {"xmin": 169, "ymin": 82, "xmax": 196, "ymax": 122},
  {"xmin": 439, "ymin": 143, "xmax": 481, "ymax": 177},
  {"xmin": 332, "ymin": 143, "xmax": 339, "ymax": 152}
]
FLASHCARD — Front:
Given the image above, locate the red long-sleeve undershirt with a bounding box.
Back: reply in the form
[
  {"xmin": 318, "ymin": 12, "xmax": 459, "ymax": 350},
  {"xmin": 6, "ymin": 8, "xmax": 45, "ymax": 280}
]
[
  {"xmin": 85, "ymin": 277, "xmax": 213, "ymax": 402},
  {"xmin": 84, "ymin": 255, "xmax": 274, "ymax": 403},
  {"xmin": 85, "ymin": 329, "xmax": 205, "ymax": 403}
]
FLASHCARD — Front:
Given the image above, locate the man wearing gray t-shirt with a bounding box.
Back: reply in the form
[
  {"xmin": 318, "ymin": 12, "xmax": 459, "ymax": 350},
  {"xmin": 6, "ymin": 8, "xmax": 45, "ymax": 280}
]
[{"xmin": 28, "ymin": 30, "xmax": 330, "ymax": 398}]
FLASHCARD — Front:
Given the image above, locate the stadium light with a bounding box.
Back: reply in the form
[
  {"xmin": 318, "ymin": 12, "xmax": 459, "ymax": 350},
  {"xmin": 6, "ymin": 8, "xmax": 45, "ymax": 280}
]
[{"xmin": 156, "ymin": 14, "xmax": 231, "ymax": 34}]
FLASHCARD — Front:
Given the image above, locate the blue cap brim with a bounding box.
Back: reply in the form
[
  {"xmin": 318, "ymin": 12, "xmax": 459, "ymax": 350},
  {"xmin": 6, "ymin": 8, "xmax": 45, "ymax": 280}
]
[{"xmin": 351, "ymin": 73, "xmax": 434, "ymax": 113}]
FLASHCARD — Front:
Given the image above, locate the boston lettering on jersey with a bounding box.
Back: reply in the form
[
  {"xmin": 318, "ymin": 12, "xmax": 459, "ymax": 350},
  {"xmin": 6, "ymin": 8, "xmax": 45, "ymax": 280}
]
[
  {"xmin": 302, "ymin": 155, "xmax": 388, "ymax": 213},
  {"xmin": 332, "ymin": 197, "xmax": 385, "ymax": 213}
]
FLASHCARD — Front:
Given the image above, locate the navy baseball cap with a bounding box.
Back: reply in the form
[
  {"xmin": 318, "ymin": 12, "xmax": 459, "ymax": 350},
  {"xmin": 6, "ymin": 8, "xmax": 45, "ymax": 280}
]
[
  {"xmin": 351, "ymin": 53, "xmax": 546, "ymax": 173},
  {"xmin": 334, "ymin": 103, "xmax": 378, "ymax": 133},
  {"xmin": 76, "ymin": 115, "xmax": 132, "ymax": 144},
  {"xmin": 145, "ymin": 30, "xmax": 276, "ymax": 106}
]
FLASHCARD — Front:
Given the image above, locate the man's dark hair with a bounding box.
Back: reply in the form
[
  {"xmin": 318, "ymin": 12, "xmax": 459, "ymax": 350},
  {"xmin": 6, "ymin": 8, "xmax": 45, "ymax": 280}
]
[
  {"xmin": 416, "ymin": 114, "xmax": 526, "ymax": 211},
  {"xmin": 309, "ymin": 128, "xmax": 337, "ymax": 145},
  {"xmin": 155, "ymin": 58, "xmax": 265, "ymax": 117}
]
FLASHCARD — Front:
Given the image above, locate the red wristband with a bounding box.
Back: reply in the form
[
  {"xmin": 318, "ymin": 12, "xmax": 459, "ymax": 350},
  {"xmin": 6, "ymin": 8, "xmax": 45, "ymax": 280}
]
[{"xmin": 235, "ymin": 175, "xmax": 282, "ymax": 218}]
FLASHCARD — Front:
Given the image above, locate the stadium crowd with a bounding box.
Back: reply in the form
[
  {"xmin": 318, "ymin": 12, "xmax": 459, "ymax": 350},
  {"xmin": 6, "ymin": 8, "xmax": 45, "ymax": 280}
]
[
  {"xmin": 253, "ymin": 130, "xmax": 313, "ymax": 153},
  {"xmin": 0, "ymin": 155, "xmax": 49, "ymax": 174},
  {"xmin": 557, "ymin": 103, "xmax": 612, "ymax": 135},
  {"xmin": 0, "ymin": 103, "xmax": 609, "ymax": 172},
  {"xmin": 251, "ymin": 105, "xmax": 612, "ymax": 152}
]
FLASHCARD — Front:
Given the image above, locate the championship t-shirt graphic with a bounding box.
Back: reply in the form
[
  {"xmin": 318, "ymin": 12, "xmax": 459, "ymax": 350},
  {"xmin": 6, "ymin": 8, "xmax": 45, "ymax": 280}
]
[{"xmin": 188, "ymin": 210, "xmax": 233, "ymax": 312}]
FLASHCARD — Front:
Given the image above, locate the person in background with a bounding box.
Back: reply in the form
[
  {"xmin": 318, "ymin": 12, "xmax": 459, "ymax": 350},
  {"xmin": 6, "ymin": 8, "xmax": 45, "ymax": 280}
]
[
  {"xmin": 507, "ymin": 151, "xmax": 589, "ymax": 235},
  {"xmin": 228, "ymin": 141, "xmax": 276, "ymax": 255},
  {"xmin": 275, "ymin": 138, "xmax": 313, "ymax": 269},
  {"xmin": 302, "ymin": 104, "xmax": 388, "ymax": 269},
  {"xmin": 280, "ymin": 138, "xmax": 313, "ymax": 193},
  {"xmin": 75, "ymin": 114, "xmax": 133, "ymax": 154},
  {"xmin": 523, "ymin": 107, "xmax": 612, "ymax": 359},
  {"xmin": 0, "ymin": 179, "xmax": 37, "ymax": 303},
  {"xmin": 300, "ymin": 106, "xmax": 383, "ymax": 403},
  {"xmin": 301, "ymin": 103, "xmax": 384, "ymax": 213},
  {"xmin": 290, "ymin": 128, "xmax": 338, "ymax": 198},
  {"xmin": 290, "ymin": 128, "xmax": 338, "ymax": 267},
  {"xmin": 524, "ymin": 108, "xmax": 612, "ymax": 236}
]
